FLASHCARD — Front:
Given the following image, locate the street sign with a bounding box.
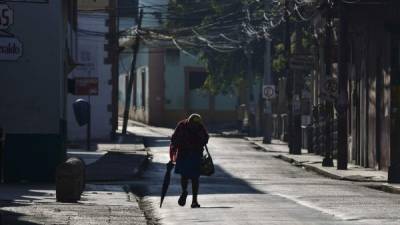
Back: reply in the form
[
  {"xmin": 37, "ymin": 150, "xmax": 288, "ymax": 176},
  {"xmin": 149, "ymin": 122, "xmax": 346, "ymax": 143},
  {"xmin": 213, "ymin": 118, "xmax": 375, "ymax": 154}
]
[
  {"xmin": 75, "ymin": 77, "xmax": 99, "ymax": 96},
  {"xmin": 0, "ymin": 37, "xmax": 23, "ymax": 61},
  {"xmin": 0, "ymin": 4, "xmax": 13, "ymax": 30},
  {"xmin": 263, "ymin": 85, "xmax": 276, "ymax": 99}
]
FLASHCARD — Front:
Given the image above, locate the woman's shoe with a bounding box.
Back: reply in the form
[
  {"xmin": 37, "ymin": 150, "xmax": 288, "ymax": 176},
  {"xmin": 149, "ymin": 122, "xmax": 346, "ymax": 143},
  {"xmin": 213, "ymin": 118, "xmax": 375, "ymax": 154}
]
[
  {"xmin": 191, "ymin": 202, "xmax": 201, "ymax": 208},
  {"xmin": 178, "ymin": 191, "xmax": 188, "ymax": 206}
]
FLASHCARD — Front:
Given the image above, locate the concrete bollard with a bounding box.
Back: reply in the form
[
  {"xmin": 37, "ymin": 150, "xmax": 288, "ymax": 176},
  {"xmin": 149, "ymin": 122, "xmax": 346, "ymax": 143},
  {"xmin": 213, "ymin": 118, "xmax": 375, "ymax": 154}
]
[{"xmin": 56, "ymin": 157, "xmax": 85, "ymax": 203}]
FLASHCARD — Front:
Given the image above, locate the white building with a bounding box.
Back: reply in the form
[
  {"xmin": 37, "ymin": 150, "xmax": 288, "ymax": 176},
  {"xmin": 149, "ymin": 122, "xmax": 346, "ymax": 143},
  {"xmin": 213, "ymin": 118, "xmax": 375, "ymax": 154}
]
[
  {"xmin": 119, "ymin": 0, "xmax": 239, "ymax": 127},
  {"xmin": 67, "ymin": 0, "xmax": 121, "ymax": 143},
  {"xmin": 67, "ymin": 11, "xmax": 114, "ymax": 142}
]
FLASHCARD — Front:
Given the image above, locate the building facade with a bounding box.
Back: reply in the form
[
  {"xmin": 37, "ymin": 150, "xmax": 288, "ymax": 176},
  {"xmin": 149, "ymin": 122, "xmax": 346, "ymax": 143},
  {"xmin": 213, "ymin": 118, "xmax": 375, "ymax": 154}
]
[
  {"xmin": 0, "ymin": 0, "xmax": 76, "ymax": 181},
  {"xmin": 67, "ymin": 0, "xmax": 116, "ymax": 142},
  {"xmin": 312, "ymin": 1, "xmax": 400, "ymax": 176},
  {"xmin": 118, "ymin": 0, "xmax": 239, "ymax": 127},
  {"xmin": 120, "ymin": 48, "xmax": 239, "ymax": 127}
]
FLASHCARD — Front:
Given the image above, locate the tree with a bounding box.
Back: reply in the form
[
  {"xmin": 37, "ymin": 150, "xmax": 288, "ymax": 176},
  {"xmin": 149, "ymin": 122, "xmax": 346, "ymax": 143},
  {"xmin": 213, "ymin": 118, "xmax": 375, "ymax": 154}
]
[{"xmin": 166, "ymin": 0, "xmax": 266, "ymax": 94}]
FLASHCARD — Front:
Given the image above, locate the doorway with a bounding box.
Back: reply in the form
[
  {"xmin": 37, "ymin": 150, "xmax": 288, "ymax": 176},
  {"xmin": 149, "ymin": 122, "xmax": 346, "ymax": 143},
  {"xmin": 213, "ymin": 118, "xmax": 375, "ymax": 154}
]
[{"xmin": 184, "ymin": 68, "xmax": 210, "ymax": 115}]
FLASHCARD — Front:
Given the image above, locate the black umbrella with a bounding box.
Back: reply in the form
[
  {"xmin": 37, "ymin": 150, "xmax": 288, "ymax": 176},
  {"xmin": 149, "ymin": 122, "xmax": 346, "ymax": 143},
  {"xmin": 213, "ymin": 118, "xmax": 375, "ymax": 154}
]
[{"xmin": 160, "ymin": 161, "xmax": 174, "ymax": 208}]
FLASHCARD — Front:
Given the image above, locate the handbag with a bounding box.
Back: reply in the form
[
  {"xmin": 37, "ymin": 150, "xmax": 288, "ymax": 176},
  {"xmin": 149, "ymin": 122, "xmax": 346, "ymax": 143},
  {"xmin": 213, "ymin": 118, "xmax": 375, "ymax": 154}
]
[{"xmin": 200, "ymin": 145, "xmax": 215, "ymax": 176}]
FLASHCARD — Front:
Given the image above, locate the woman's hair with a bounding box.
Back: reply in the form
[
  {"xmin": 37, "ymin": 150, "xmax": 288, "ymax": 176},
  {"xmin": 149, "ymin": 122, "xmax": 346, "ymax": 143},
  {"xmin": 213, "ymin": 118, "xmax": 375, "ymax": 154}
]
[{"xmin": 188, "ymin": 113, "xmax": 202, "ymax": 124}]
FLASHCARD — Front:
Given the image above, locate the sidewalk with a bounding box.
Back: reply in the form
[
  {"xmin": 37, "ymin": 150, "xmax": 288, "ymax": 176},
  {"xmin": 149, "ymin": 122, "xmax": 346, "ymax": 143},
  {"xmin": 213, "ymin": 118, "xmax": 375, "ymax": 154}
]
[
  {"xmin": 0, "ymin": 132, "xmax": 149, "ymax": 225},
  {"xmin": 68, "ymin": 132, "xmax": 148, "ymax": 182},
  {"xmin": 0, "ymin": 184, "xmax": 146, "ymax": 225},
  {"xmin": 247, "ymin": 137, "xmax": 400, "ymax": 194}
]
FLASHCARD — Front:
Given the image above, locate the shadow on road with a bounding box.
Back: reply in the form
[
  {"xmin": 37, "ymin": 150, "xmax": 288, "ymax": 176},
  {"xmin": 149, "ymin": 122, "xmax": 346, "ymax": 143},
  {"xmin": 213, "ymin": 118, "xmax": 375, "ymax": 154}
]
[
  {"xmin": 130, "ymin": 136, "xmax": 264, "ymax": 199},
  {"xmin": 85, "ymin": 151, "xmax": 147, "ymax": 182},
  {"xmin": 0, "ymin": 208, "xmax": 43, "ymax": 225}
]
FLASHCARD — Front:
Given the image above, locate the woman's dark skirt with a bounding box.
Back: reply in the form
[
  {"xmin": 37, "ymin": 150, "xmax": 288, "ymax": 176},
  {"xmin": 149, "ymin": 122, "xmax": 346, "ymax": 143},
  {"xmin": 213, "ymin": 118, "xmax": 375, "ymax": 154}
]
[{"xmin": 175, "ymin": 150, "xmax": 202, "ymax": 179}]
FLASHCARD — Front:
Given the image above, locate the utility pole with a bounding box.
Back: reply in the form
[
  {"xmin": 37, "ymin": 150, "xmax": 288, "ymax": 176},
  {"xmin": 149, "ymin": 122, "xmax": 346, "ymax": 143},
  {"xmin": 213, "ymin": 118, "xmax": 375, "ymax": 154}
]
[
  {"xmin": 284, "ymin": 0, "xmax": 294, "ymax": 152},
  {"xmin": 337, "ymin": 0, "xmax": 348, "ymax": 170},
  {"xmin": 122, "ymin": 9, "xmax": 144, "ymax": 135},
  {"xmin": 291, "ymin": 22, "xmax": 302, "ymax": 155},
  {"xmin": 322, "ymin": 0, "xmax": 334, "ymax": 167},
  {"xmin": 263, "ymin": 0, "xmax": 273, "ymax": 144},
  {"xmin": 263, "ymin": 38, "xmax": 273, "ymax": 143},
  {"xmin": 109, "ymin": 0, "xmax": 119, "ymax": 139},
  {"xmin": 286, "ymin": 0, "xmax": 302, "ymax": 155},
  {"xmin": 244, "ymin": 3, "xmax": 256, "ymax": 137},
  {"xmin": 245, "ymin": 43, "xmax": 256, "ymax": 137}
]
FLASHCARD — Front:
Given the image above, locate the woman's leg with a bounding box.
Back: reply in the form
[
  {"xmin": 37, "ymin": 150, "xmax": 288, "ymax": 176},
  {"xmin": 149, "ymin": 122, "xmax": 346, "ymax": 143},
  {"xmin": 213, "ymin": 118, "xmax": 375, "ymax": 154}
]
[
  {"xmin": 178, "ymin": 176, "xmax": 189, "ymax": 206},
  {"xmin": 181, "ymin": 176, "xmax": 188, "ymax": 192},
  {"xmin": 191, "ymin": 177, "xmax": 200, "ymax": 206}
]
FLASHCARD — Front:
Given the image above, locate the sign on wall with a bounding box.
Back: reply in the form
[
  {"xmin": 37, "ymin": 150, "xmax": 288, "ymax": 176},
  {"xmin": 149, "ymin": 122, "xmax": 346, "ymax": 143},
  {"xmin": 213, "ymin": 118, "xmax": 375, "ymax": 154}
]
[
  {"xmin": 74, "ymin": 43, "xmax": 98, "ymax": 77},
  {"xmin": 75, "ymin": 77, "xmax": 99, "ymax": 96},
  {"xmin": 0, "ymin": 37, "xmax": 22, "ymax": 60},
  {"xmin": 0, "ymin": 4, "xmax": 13, "ymax": 30},
  {"xmin": 0, "ymin": 3, "xmax": 23, "ymax": 61}
]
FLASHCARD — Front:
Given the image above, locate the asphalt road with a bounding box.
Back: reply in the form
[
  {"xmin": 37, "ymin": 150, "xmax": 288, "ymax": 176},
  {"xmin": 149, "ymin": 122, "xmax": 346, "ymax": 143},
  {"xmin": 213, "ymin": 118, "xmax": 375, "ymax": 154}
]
[{"xmin": 128, "ymin": 126, "xmax": 400, "ymax": 225}]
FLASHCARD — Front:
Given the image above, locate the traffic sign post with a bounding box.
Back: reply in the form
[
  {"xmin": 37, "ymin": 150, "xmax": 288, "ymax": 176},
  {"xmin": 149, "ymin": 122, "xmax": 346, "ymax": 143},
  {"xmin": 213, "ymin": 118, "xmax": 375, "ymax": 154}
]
[
  {"xmin": 321, "ymin": 77, "xmax": 338, "ymax": 102},
  {"xmin": 262, "ymin": 85, "xmax": 276, "ymax": 99}
]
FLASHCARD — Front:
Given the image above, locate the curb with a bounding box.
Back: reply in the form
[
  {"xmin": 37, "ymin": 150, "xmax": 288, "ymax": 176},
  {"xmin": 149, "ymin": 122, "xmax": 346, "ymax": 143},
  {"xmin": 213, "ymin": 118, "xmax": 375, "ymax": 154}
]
[
  {"xmin": 251, "ymin": 141, "xmax": 378, "ymax": 182},
  {"xmin": 274, "ymin": 153, "xmax": 386, "ymax": 183},
  {"xmin": 247, "ymin": 139, "xmax": 400, "ymax": 195},
  {"xmin": 379, "ymin": 184, "xmax": 400, "ymax": 194},
  {"xmin": 273, "ymin": 154, "xmax": 343, "ymax": 180},
  {"xmin": 216, "ymin": 133, "xmax": 246, "ymax": 138},
  {"xmin": 362, "ymin": 183, "xmax": 400, "ymax": 195}
]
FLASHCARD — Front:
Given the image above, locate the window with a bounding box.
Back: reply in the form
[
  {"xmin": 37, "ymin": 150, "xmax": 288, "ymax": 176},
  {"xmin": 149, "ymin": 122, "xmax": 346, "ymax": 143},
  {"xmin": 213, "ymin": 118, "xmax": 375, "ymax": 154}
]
[
  {"xmin": 141, "ymin": 68, "xmax": 146, "ymax": 108},
  {"xmin": 135, "ymin": 67, "xmax": 147, "ymax": 108},
  {"xmin": 187, "ymin": 71, "xmax": 209, "ymax": 110},
  {"xmin": 166, "ymin": 49, "xmax": 180, "ymax": 65},
  {"xmin": 135, "ymin": 73, "xmax": 141, "ymax": 107},
  {"xmin": 189, "ymin": 71, "xmax": 207, "ymax": 90}
]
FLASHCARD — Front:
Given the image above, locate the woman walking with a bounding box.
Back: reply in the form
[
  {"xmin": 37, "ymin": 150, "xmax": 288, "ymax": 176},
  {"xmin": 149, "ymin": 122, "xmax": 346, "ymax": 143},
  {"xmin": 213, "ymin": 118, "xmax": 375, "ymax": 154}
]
[{"xmin": 170, "ymin": 114, "xmax": 209, "ymax": 208}]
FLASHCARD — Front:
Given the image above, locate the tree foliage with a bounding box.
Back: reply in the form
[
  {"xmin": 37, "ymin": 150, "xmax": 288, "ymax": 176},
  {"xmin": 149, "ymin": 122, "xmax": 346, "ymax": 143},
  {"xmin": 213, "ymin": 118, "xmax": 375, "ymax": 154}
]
[
  {"xmin": 166, "ymin": 0, "xmax": 316, "ymax": 94},
  {"xmin": 167, "ymin": 0, "xmax": 265, "ymax": 94}
]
